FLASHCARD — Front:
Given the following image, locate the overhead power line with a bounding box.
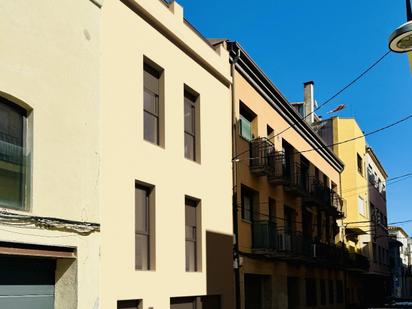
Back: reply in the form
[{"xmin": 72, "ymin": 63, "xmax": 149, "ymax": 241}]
[
  {"xmin": 297, "ymin": 112, "xmax": 412, "ymax": 154},
  {"xmin": 273, "ymin": 50, "xmax": 392, "ymax": 138}
]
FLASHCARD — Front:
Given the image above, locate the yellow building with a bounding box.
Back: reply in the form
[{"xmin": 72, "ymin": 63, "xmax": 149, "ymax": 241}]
[
  {"xmin": 319, "ymin": 117, "xmax": 390, "ymax": 307},
  {"xmin": 221, "ymin": 41, "xmax": 367, "ymax": 309},
  {"xmin": 409, "ymin": 52, "xmax": 412, "ymax": 71}
]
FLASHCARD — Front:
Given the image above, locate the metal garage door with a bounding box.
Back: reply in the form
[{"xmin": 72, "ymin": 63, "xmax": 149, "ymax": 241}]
[{"xmin": 0, "ymin": 256, "xmax": 55, "ymax": 309}]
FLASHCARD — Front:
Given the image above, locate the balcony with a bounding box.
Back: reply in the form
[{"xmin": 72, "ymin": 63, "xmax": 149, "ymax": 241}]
[
  {"xmin": 267, "ymin": 161, "xmax": 308, "ymax": 196},
  {"xmin": 249, "ymin": 138, "xmax": 276, "ymax": 176},
  {"xmin": 304, "ymin": 177, "xmax": 331, "ymax": 207},
  {"xmin": 251, "ymin": 221, "xmax": 369, "ymax": 270}
]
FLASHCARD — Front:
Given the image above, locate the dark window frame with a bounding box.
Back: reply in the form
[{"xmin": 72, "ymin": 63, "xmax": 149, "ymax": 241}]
[
  {"xmin": 241, "ymin": 186, "xmax": 255, "ymax": 222},
  {"xmin": 143, "ymin": 59, "xmax": 163, "ymax": 146},
  {"xmin": 184, "ymin": 87, "xmax": 199, "ymax": 162},
  {"xmin": 185, "ymin": 196, "xmax": 200, "ymax": 272},
  {"xmin": 0, "ymin": 98, "xmax": 28, "ymax": 211},
  {"xmin": 135, "ymin": 181, "xmax": 155, "ymax": 271}
]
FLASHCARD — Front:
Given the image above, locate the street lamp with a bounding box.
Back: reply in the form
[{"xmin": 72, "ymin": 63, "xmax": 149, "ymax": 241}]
[{"xmin": 389, "ymin": 0, "xmax": 412, "ymax": 53}]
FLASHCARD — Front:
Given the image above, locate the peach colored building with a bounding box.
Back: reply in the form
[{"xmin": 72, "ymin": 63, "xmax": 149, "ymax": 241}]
[{"xmin": 222, "ymin": 41, "xmax": 359, "ymax": 309}]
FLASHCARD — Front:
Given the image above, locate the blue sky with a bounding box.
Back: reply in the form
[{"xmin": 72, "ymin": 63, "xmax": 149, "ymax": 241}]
[{"xmin": 178, "ymin": 0, "xmax": 412, "ymax": 234}]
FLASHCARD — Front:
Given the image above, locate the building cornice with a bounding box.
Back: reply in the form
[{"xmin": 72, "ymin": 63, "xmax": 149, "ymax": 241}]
[
  {"xmin": 227, "ymin": 41, "xmax": 344, "ymax": 173},
  {"xmin": 120, "ymin": 0, "xmax": 231, "ymax": 87}
]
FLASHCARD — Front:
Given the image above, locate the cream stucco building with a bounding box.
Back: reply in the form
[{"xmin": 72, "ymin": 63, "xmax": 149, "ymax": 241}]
[
  {"xmin": 100, "ymin": 0, "xmax": 234, "ymax": 308},
  {"xmin": 0, "ymin": 0, "xmax": 234, "ymax": 308}
]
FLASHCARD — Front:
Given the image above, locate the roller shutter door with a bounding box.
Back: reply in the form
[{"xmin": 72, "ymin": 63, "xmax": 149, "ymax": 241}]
[{"xmin": 0, "ymin": 256, "xmax": 55, "ymax": 309}]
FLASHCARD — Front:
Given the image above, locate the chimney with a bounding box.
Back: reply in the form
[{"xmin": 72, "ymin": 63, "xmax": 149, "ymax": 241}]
[{"xmin": 303, "ymin": 81, "xmax": 315, "ymax": 124}]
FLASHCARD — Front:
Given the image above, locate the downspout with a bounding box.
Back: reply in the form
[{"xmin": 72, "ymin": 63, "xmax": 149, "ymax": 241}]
[{"xmin": 231, "ymin": 46, "xmax": 241, "ymax": 309}]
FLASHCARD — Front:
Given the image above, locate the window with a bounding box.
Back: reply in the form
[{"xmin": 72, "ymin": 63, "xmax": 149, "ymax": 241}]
[
  {"xmin": 185, "ymin": 197, "xmax": 200, "ymax": 272},
  {"xmin": 358, "ymin": 196, "xmax": 365, "ymax": 216},
  {"xmin": 328, "ymin": 280, "xmax": 334, "ymax": 304},
  {"xmin": 241, "ymin": 186, "xmax": 255, "ymax": 221},
  {"xmin": 135, "ymin": 183, "xmax": 154, "ymax": 270},
  {"xmin": 320, "ymin": 279, "xmax": 326, "ymax": 305},
  {"xmin": 144, "ymin": 60, "xmax": 163, "ymax": 146},
  {"xmin": 268, "ymin": 198, "xmax": 276, "ymax": 223},
  {"xmin": 267, "ymin": 125, "xmax": 274, "ymax": 139},
  {"xmin": 0, "ymin": 99, "xmax": 29, "ymax": 210},
  {"xmin": 117, "ymin": 299, "xmax": 142, "ymax": 309},
  {"xmin": 336, "ymin": 280, "xmax": 344, "ymax": 304},
  {"xmin": 305, "ymin": 278, "xmax": 317, "ymax": 306},
  {"xmin": 184, "ymin": 87, "xmax": 199, "ymax": 161},
  {"xmin": 239, "ymin": 102, "xmax": 256, "ymax": 141},
  {"xmin": 171, "ymin": 296, "xmax": 221, "ymax": 309},
  {"xmin": 357, "ymin": 154, "xmax": 363, "ymax": 175}
]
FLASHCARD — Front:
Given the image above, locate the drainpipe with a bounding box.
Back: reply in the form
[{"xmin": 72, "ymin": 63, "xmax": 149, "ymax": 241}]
[{"xmin": 231, "ymin": 45, "xmax": 242, "ymax": 309}]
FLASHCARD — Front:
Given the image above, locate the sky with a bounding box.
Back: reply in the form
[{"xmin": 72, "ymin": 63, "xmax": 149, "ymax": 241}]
[{"xmin": 177, "ymin": 0, "xmax": 412, "ymax": 234}]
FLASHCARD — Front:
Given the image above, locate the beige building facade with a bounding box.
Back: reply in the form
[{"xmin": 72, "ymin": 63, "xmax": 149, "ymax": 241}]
[{"xmin": 100, "ymin": 0, "xmax": 234, "ymax": 308}]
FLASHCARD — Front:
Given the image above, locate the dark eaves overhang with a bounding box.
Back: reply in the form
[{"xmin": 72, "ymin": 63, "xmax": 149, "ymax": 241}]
[{"xmin": 227, "ymin": 41, "xmax": 344, "ymax": 173}]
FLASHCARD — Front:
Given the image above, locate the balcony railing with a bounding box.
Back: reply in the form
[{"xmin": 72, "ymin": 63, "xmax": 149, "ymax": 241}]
[
  {"xmin": 0, "ymin": 139, "xmax": 23, "ymax": 165},
  {"xmin": 267, "ymin": 160, "xmax": 309, "ymax": 196},
  {"xmin": 249, "ymin": 137, "xmax": 276, "ymax": 176},
  {"xmin": 252, "ymin": 221, "xmax": 369, "ymax": 270}
]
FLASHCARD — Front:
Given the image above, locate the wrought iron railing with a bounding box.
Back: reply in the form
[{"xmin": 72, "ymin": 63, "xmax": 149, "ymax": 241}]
[
  {"xmin": 249, "ymin": 137, "xmax": 276, "ymax": 176},
  {"xmin": 252, "ymin": 221, "xmax": 369, "ymax": 270}
]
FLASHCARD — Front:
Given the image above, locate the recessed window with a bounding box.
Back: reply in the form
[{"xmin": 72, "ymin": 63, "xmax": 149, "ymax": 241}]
[
  {"xmin": 336, "ymin": 280, "xmax": 344, "ymax": 304},
  {"xmin": 268, "ymin": 198, "xmax": 276, "ymax": 223},
  {"xmin": 239, "ymin": 102, "xmax": 256, "ymax": 141},
  {"xmin": 358, "ymin": 196, "xmax": 365, "ymax": 217},
  {"xmin": 357, "ymin": 154, "xmax": 363, "ymax": 175},
  {"xmin": 328, "ymin": 280, "xmax": 334, "ymax": 304},
  {"xmin": 266, "ymin": 125, "xmax": 274, "ymax": 139},
  {"xmin": 320, "ymin": 279, "xmax": 326, "ymax": 305},
  {"xmin": 171, "ymin": 296, "xmax": 220, "ymax": 309},
  {"xmin": 241, "ymin": 186, "xmax": 256, "ymax": 222},
  {"xmin": 117, "ymin": 299, "xmax": 142, "ymax": 309},
  {"xmin": 185, "ymin": 196, "xmax": 200, "ymax": 272},
  {"xmin": 135, "ymin": 182, "xmax": 155, "ymax": 270},
  {"xmin": 305, "ymin": 278, "xmax": 317, "ymax": 306},
  {"xmin": 143, "ymin": 59, "xmax": 164, "ymax": 146},
  {"xmin": 184, "ymin": 87, "xmax": 200, "ymax": 162},
  {"xmin": 0, "ymin": 98, "xmax": 29, "ymax": 210}
]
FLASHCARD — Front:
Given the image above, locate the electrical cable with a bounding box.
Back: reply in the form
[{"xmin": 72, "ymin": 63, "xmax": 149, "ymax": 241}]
[
  {"xmin": 297, "ymin": 112, "xmax": 412, "ymax": 154},
  {"xmin": 273, "ymin": 50, "xmax": 392, "ymax": 138}
]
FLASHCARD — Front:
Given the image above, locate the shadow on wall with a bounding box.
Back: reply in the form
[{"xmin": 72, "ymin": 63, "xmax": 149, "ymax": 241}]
[{"xmin": 206, "ymin": 230, "xmax": 235, "ymax": 309}]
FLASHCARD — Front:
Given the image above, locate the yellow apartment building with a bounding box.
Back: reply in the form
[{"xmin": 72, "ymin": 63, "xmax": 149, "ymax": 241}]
[
  {"xmin": 319, "ymin": 117, "xmax": 390, "ymax": 307},
  {"xmin": 222, "ymin": 41, "xmax": 366, "ymax": 309}
]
